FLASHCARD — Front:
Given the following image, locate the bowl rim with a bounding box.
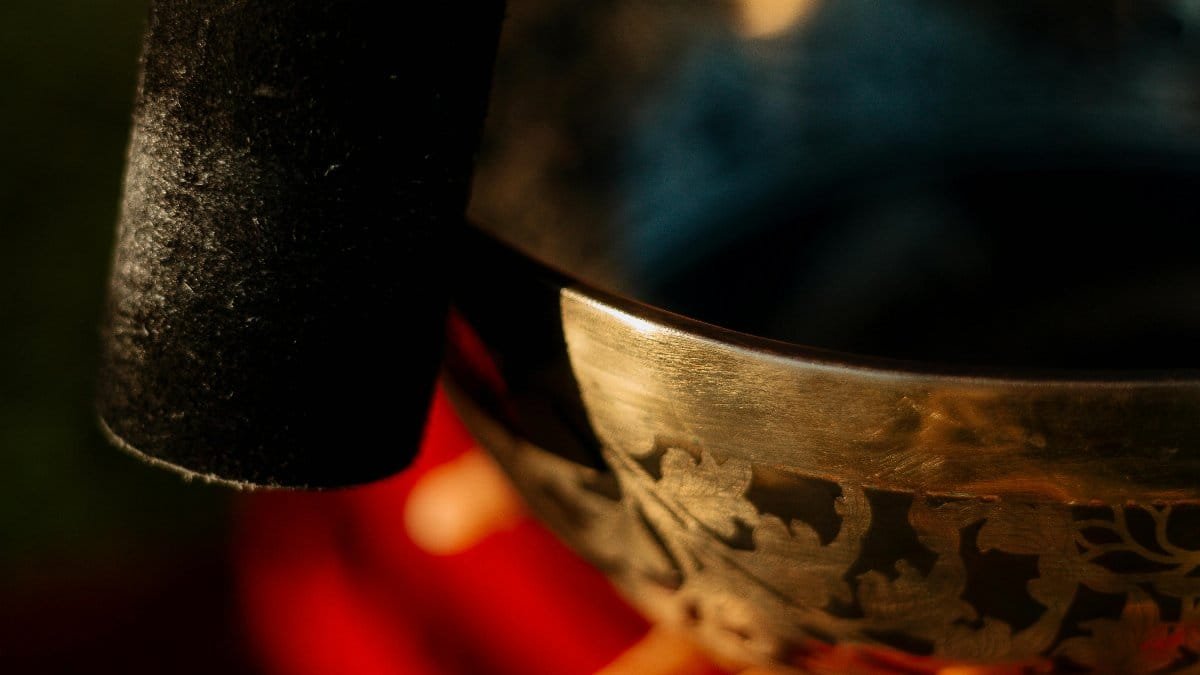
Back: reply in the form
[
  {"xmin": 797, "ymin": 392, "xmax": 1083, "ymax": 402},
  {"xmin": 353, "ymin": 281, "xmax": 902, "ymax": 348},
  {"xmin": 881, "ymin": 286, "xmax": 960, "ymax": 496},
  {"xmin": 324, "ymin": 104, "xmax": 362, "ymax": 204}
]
[{"xmin": 469, "ymin": 223, "xmax": 1200, "ymax": 388}]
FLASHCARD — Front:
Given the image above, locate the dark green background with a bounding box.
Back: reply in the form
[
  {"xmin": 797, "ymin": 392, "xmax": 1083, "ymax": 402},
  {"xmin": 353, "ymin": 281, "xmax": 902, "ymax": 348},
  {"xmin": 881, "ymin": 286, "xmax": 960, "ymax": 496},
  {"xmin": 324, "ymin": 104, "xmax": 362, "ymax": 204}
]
[{"xmin": 1, "ymin": 2, "xmax": 244, "ymax": 671}]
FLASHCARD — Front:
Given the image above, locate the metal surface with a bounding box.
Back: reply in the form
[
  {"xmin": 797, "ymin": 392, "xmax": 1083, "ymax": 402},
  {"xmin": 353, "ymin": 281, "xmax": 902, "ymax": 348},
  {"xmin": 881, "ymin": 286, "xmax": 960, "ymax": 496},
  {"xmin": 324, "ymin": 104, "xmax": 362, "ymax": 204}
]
[{"xmin": 446, "ymin": 232, "xmax": 1200, "ymax": 672}]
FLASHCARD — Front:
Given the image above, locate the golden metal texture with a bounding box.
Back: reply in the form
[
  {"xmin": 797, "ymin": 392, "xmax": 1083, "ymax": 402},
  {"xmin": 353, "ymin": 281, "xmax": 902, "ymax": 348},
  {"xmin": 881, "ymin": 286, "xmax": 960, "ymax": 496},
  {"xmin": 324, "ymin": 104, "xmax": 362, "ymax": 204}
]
[{"xmin": 446, "ymin": 259, "xmax": 1200, "ymax": 672}]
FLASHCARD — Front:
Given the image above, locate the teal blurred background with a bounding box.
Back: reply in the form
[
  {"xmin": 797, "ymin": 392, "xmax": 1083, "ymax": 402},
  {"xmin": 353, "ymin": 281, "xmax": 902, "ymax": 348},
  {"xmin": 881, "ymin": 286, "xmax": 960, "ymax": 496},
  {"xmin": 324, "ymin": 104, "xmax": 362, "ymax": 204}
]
[{"xmin": 1, "ymin": 2, "xmax": 249, "ymax": 671}]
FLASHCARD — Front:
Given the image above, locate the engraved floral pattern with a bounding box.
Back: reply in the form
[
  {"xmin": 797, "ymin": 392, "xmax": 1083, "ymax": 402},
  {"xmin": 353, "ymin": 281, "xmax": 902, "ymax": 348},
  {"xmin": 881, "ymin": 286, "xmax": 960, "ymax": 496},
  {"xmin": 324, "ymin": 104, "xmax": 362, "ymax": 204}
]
[{"xmin": 466, "ymin": 404, "xmax": 1200, "ymax": 673}]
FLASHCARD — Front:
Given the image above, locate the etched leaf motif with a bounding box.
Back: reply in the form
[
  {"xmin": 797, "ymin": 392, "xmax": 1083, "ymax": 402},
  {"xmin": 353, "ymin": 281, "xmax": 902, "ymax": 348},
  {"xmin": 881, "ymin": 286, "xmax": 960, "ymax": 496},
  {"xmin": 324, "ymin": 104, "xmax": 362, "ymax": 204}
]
[
  {"xmin": 594, "ymin": 505, "xmax": 684, "ymax": 590},
  {"xmin": 1052, "ymin": 596, "xmax": 1185, "ymax": 674},
  {"xmin": 939, "ymin": 617, "xmax": 1020, "ymax": 665},
  {"xmin": 737, "ymin": 513, "xmax": 844, "ymax": 611},
  {"xmin": 856, "ymin": 561, "xmax": 947, "ymax": 624},
  {"xmin": 489, "ymin": 436, "xmax": 685, "ymax": 590},
  {"xmin": 474, "ymin": 408, "xmax": 1200, "ymax": 667},
  {"xmin": 657, "ymin": 448, "xmax": 758, "ymax": 543},
  {"xmin": 732, "ymin": 484, "xmax": 871, "ymax": 613}
]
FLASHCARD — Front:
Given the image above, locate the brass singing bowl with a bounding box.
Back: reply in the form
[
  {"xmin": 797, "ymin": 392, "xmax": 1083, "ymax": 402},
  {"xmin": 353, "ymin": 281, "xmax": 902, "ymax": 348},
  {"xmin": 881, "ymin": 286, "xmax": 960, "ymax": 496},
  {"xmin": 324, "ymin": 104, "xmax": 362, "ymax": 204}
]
[
  {"xmin": 442, "ymin": 230, "xmax": 1200, "ymax": 672},
  {"xmin": 445, "ymin": 2, "xmax": 1200, "ymax": 670}
]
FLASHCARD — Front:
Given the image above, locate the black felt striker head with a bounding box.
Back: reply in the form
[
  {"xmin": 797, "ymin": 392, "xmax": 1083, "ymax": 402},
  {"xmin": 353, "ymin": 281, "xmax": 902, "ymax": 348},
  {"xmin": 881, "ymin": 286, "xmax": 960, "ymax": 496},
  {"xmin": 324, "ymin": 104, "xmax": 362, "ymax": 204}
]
[{"xmin": 97, "ymin": 1, "xmax": 505, "ymax": 488}]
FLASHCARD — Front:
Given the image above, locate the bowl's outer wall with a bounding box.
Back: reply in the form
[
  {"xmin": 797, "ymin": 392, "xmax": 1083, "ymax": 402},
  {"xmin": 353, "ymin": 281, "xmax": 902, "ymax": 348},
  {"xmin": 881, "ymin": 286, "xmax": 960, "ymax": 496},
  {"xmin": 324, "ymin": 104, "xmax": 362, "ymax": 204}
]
[{"xmin": 446, "ymin": 236, "xmax": 1200, "ymax": 670}]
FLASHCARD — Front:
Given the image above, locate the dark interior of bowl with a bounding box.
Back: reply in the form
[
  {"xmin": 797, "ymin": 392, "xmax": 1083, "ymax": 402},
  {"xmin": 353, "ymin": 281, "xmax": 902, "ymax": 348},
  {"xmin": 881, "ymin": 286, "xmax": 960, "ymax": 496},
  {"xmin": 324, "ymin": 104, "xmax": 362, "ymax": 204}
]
[
  {"xmin": 639, "ymin": 144, "xmax": 1200, "ymax": 371},
  {"xmin": 469, "ymin": 0, "xmax": 1200, "ymax": 373}
]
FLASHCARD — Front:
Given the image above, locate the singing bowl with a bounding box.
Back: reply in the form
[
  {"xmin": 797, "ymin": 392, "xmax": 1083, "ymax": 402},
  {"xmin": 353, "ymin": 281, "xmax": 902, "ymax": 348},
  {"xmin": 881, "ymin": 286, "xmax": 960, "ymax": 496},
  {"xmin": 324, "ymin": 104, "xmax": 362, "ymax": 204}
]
[
  {"xmin": 439, "ymin": 2, "xmax": 1200, "ymax": 670},
  {"xmin": 442, "ymin": 231, "xmax": 1200, "ymax": 672}
]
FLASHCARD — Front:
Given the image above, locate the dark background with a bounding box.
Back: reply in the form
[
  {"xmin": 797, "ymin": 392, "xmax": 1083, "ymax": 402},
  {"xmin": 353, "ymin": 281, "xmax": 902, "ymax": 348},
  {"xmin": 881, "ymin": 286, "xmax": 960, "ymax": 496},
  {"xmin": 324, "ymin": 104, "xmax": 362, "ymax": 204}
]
[{"xmin": 1, "ymin": 2, "xmax": 250, "ymax": 671}]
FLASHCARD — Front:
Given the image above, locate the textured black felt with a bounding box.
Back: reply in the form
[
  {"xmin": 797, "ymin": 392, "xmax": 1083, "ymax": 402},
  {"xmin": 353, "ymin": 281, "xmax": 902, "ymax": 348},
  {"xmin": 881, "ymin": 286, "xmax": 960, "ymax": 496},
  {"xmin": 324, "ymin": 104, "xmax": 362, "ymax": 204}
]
[{"xmin": 98, "ymin": 0, "xmax": 505, "ymax": 488}]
